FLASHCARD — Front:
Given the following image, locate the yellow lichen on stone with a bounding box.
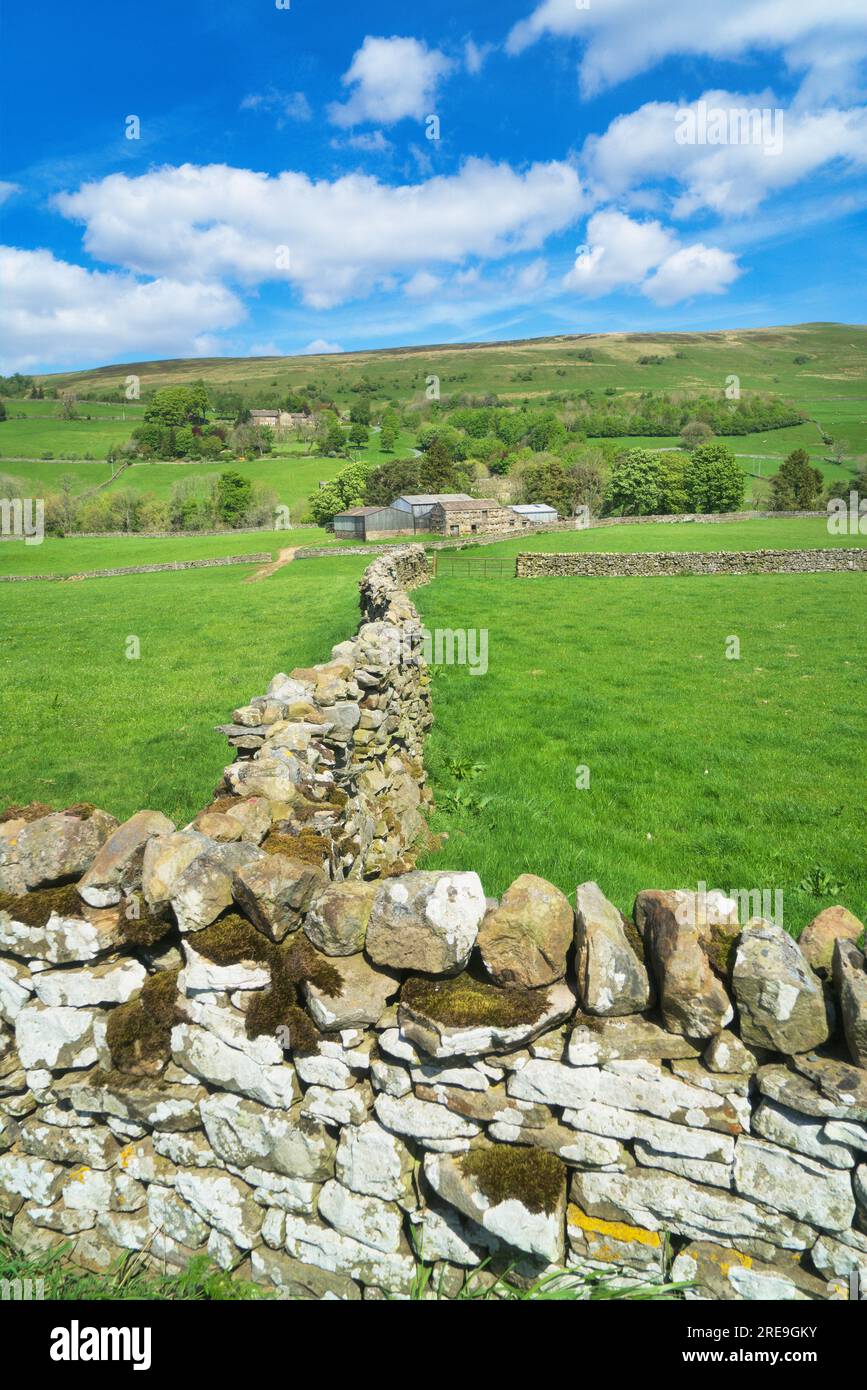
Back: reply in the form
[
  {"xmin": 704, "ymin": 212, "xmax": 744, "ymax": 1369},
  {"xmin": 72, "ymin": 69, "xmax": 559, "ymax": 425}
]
[{"xmin": 567, "ymin": 1202, "xmax": 660, "ymax": 1248}]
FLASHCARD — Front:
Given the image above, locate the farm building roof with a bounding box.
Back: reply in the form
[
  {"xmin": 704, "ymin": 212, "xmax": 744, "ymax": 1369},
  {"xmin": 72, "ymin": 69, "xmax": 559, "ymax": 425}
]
[
  {"xmin": 334, "ymin": 505, "xmax": 390, "ymax": 518},
  {"xmin": 397, "ymin": 493, "xmax": 473, "ymax": 505},
  {"xmin": 510, "ymin": 503, "xmax": 558, "ymax": 515},
  {"xmin": 436, "ymin": 498, "xmax": 502, "ymax": 512}
]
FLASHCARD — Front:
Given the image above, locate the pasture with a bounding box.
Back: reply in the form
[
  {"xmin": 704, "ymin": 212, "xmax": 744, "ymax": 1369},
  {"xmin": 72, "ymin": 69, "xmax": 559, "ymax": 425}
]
[{"xmin": 413, "ymin": 565, "xmax": 867, "ymax": 937}]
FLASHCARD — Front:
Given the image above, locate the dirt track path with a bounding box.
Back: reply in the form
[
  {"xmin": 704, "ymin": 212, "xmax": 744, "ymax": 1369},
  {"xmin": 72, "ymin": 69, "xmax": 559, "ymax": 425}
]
[{"xmin": 244, "ymin": 545, "xmax": 297, "ymax": 582}]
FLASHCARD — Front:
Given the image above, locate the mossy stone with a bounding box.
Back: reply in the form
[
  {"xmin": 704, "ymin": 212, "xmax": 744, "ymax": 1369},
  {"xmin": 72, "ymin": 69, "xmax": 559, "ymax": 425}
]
[
  {"xmin": 400, "ymin": 972, "xmax": 549, "ymax": 1029},
  {"xmin": 105, "ymin": 967, "xmax": 181, "ymax": 1074},
  {"xmin": 459, "ymin": 1145, "xmax": 565, "ymax": 1216},
  {"xmin": 0, "ymin": 883, "xmax": 83, "ymax": 928}
]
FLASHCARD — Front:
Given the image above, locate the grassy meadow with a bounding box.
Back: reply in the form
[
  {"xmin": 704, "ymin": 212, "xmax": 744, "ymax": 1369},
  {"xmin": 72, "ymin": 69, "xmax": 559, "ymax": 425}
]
[
  {"xmin": 414, "ymin": 566, "xmax": 867, "ymax": 937},
  {"xmin": 0, "ymin": 554, "xmax": 369, "ymax": 824}
]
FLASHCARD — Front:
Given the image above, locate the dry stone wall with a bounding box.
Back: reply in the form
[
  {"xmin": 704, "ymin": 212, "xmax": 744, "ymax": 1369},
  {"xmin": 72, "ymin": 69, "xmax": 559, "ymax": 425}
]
[
  {"xmin": 1, "ymin": 545, "xmax": 865, "ymax": 1300},
  {"xmin": 517, "ymin": 548, "xmax": 867, "ymax": 579}
]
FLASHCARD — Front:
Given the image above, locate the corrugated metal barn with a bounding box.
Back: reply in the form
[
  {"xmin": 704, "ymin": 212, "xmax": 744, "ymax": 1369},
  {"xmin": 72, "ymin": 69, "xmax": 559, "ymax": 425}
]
[{"xmin": 332, "ymin": 505, "xmax": 415, "ymax": 541}]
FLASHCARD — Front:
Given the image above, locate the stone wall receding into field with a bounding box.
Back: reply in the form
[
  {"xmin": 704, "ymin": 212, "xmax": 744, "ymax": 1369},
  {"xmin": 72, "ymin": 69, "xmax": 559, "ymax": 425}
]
[
  {"xmin": 516, "ymin": 548, "xmax": 867, "ymax": 579},
  {"xmin": 1, "ymin": 544, "xmax": 866, "ymax": 1301}
]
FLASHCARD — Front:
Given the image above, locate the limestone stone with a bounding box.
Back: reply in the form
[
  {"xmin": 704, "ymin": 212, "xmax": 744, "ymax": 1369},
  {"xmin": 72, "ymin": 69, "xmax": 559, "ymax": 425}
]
[
  {"xmin": 170, "ymin": 843, "xmax": 261, "ymax": 934},
  {"xmin": 171, "ymin": 1023, "xmax": 299, "ymax": 1109},
  {"xmin": 199, "ymin": 1093, "xmax": 334, "ymax": 1180},
  {"xmin": 18, "ymin": 809, "xmax": 118, "ymax": 890},
  {"xmin": 304, "ymin": 951, "xmax": 398, "ymax": 1030},
  {"xmin": 61, "ymin": 1074, "xmax": 206, "ymax": 1132},
  {"xmin": 304, "ymin": 880, "xmax": 377, "ymax": 956},
  {"xmin": 398, "ymin": 979, "xmax": 576, "ymax": 1060},
  {"xmin": 0, "ymin": 958, "xmax": 34, "ymax": 1024},
  {"xmin": 336, "ymin": 1119, "xmax": 415, "ymax": 1202},
  {"xmin": 0, "ymin": 1151, "xmax": 65, "ymax": 1204},
  {"xmin": 752, "ymin": 1098, "xmax": 855, "ymax": 1169},
  {"xmin": 179, "ymin": 939, "xmax": 270, "ymax": 995},
  {"xmin": 19, "ymin": 1117, "xmax": 118, "ymax": 1170},
  {"xmin": 477, "ymin": 874, "xmax": 573, "ymax": 989},
  {"xmin": 703, "ymin": 1030, "xmax": 757, "ymax": 1075},
  {"xmin": 175, "ymin": 1168, "xmax": 263, "ymax": 1248},
  {"xmin": 300, "ymin": 1083, "xmax": 372, "ymax": 1128},
  {"xmin": 732, "ymin": 919, "xmax": 829, "ymax": 1054},
  {"xmin": 232, "ymin": 855, "xmax": 325, "ymax": 942},
  {"xmin": 571, "ymin": 1167, "xmax": 816, "ymax": 1253},
  {"xmin": 562, "ymin": 1100, "xmax": 736, "ymax": 1163},
  {"xmin": 488, "ymin": 1117, "xmax": 625, "ymax": 1168},
  {"xmin": 733, "ymin": 1135, "xmax": 855, "ymax": 1232},
  {"xmin": 15, "ymin": 1004, "xmax": 97, "ymax": 1070},
  {"xmin": 282, "ymin": 1213, "xmax": 414, "ymax": 1293},
  {"xmin": 799, "ymin": 905, "xmax": 864, "ymax": 976},
  {"xmin": 77, "ymin": 811, "xmax": 175, "ymax": 907},
  {"xmin": 672, "ymin": 1240, "xmax": 843, "ymax": 1301},
  {"xmin": 424, "ymin": 1147, "xmax": 566, "ymax": 1264},
  {"xmin": 642, "ymin": 893, "xmax": 733, "ymax": 1038},
  {"xmin": 374, "ymin": 1091, "xmax": 481, "ymax": 1144},
  {"xmin": 567, "ymin": 1011, "xmax": 700, "ymax": 1067},
  {"xmin": 318, "ymin": 1178, "xmax": 403, "ymax": 1254},
  {"xmin": 633, "ymin": 1141, "xmax": 732, "ymax": 1190},
  {"xmin": 33, "ymin": 957, "xmax": 147, "ymax": 1008},
  {"xmin": 573, "ymin": 881, "xmax": 650, "ymax": 1015},
  {"xmin": 566, "ymin": 1201, "xmax": 665, "ymax": 1277},
  {"xmin": 365, "ymin": 870, "xmax": 486, "ymax": 975},
  {"xmin": 147, "ymin": 1183, "xmax": 210, "ymax": 1248},
  {"xmin": 251, "ymin": 1246, "xmax": 362, "ymax": 1300},
  {"xmin": 833, "ymin": 939, "xmax": 867, "ymax": 1068},
  {"xmin": 788, "ymin": 1054, "xmax": 867, "ymax": 1121},
  {"xmin": 0, "ymin": 904, "xmax": 125, "ymax": 965},
  {"xmin": 142, "ymin": 831, "xmax": 211, "ymax": 911}
]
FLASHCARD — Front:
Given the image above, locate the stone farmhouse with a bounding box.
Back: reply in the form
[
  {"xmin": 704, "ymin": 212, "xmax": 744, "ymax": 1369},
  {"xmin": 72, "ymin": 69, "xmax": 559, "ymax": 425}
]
[{"xmin": 249, "ymin": 409, "xmax": 314, "ymax": 432}]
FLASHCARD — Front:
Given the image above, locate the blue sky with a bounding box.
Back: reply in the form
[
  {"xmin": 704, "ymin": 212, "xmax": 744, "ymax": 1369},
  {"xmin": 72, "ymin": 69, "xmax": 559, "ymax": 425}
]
[{"xmin": 1, "ymin": 0, "xmax": 866, "ymax": 372}]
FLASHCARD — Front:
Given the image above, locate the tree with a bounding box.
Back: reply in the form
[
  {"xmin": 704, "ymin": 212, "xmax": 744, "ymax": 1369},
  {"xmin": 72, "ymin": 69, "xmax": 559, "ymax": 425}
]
[
  {"xmin": 308, "ymin": 463, "xmax": 369, "ymax": 528},
  {"xmin": 349, "ymin": 399, "xmax": 371, "ymax": 426},
  {"xmin": 348, "ymin": 422, "xmax": 369, "ymax": 450},
  {"xmin": 0, "ymin": 400, "xmax": 6, "ymax": 422},
  {"xmin": 364, "ymin": 457, "xmax": 429, "ymax": 506},
  {"xmin": 379, "ymin": 420, "xmax": 398, "ymax": 453},
  {"xmin": 57, "ymin": 392, "xmax": 79, "ymax": 420},
  {"xmin": 680, "ymin": 419, "xmax": 713, "ymax": 450},
  {"xmin": 144, "ymin": 384, "xmax": 209, "ymax": 428},
  {"xmin": 684, "ymin": 442, "xmax": 745, "ymax": 513},
  {"xmin": 322, "ymin": 421, "xmax": 347, "ymax": 456},
  {"xmin": 769, "ymin": 448, "xmax": 824, "ymax": 511},
  {"xmin": 216, "ymin": 471, "xmax": 253, "ymax": 527},
  {"xmin": 518, "ymin": 456, "xmax": 578, "ymax": 515},
  {"xmin": 604, "ymin": 449, "xmax": 669, "ymax": 515},
  {"xmin": 418, "ymin": 438, "xmax": 456, "ymax": 492}
]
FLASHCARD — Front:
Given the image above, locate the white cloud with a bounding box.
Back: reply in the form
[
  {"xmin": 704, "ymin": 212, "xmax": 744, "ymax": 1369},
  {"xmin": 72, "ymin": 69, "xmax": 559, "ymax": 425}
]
[
  {"xmin": 507, "ymin": 0, "xmax": 867, "ymax": 100},
  {"xmin": 564, "ymin": 211, "xmax": 675, "ymax": 296},
  {"xmin": 0, "ymin": 181, "xmax": 20, "ymax": 206},
  {"xmin": 55, "ymin": 159, "xmax": 586, "ymax": 310},
  {"xmin": 583, "ymin": 93, "xmax": 867, "ymax": 216},
  {"xmin": 332, "ymin": 130, "xmax": 392, "ymax": 153},
  {"xmin": 404, "ymin": 270, "xmax": 443, "ymax": 298},
  {"xmin": 0, "ymin": 246, "xmax": 243, "ymax": 372},
  {"xmin": 240, "ymin": 88, "xmax": 312, "ymax": 124},
  {"xmin": 464, "ymin": 39, "xmax": 494, "ymax": 75},
  {"xmin": 563, "ymin": 210, "xmax": 740, "ymax": 304},
  {"xmin": 328, "ymin": 36, "xmax": 454, "ymax": 126},
  {"xmin": 643, "ymin": 244, "xmax": 741, "ymax": 305},
  {"xmin": 299, "ymin": 338, "xmax": 344, "ymax": 355}
]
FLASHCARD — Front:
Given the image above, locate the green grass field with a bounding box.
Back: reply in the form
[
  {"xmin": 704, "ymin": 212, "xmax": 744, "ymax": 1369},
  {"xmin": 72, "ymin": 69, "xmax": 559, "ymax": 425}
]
[
  {"xmin": 0, "ymin": 527, "xmax": 343, "ymax": 577},
  {"xmin": 414, "ymin": 569, "xmax": 867, "ymax": 936},
  {"xmin": 471, "ymin": 517, "xmax": 867, "ymax": 558},
  {"xmin": 0, "ymin": 555, "xmax": 369, "ymax": 823}
]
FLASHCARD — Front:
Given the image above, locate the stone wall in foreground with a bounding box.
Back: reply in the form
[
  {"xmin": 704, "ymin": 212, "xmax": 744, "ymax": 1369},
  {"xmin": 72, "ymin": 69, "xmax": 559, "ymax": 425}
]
[
  {"xmin": 516, "ymin": 548, "xmax": 867, "ymax": 579},
  {"xmin": 1, "ymin": 546, "xmax": 865, "ymax": 1301}
]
